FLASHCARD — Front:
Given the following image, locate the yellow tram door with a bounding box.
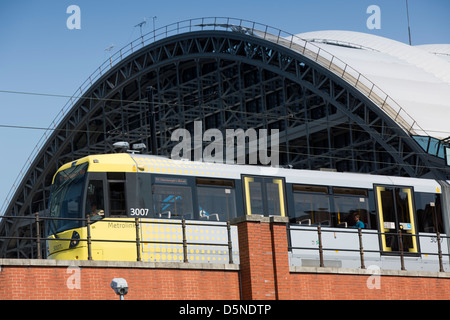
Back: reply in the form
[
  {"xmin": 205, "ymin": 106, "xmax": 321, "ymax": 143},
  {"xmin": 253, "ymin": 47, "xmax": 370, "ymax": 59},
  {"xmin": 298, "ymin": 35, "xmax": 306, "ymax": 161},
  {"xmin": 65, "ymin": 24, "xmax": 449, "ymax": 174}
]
[
  {"xmin": 375, "ymin": 186, "xmax": 418, "ymax": 254},
  {"xmin": 243, "ymin": 176, "xmax": 286, "ymax": 217}
]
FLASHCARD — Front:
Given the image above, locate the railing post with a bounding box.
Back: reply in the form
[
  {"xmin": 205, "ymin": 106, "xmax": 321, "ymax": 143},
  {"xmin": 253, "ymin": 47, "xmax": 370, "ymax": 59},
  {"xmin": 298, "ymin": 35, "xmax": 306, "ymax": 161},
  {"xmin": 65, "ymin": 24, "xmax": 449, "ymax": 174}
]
[
  {"xmin": 355, "ymin": 73, "xmax": 361, "ymax": 87},
  {"xmin": 317, "ymin": 225, "xmax": 324, "ymax": 267},
  {"xmin": 437, "ymin": 231, "xmax": 444, "ymax": 272},
  {"xmin": 86, "ymin": 215, "xmax": 92, "ymax": 260},
  {"xmin": 399, "ymin": 228, "xmax": 405, "ymax": 270},
  {"xmin": 35, "ymin": 212, "xmax": 41, "ymax": 259},
  {"xmin": 358, "ymin": 228, "xmax": 365, "ymax": 269},
  {"xmin": 227, "ymin": 220, "xmax": 233, "ymax": 264},
  {"xmin": 341, "ymin": 64, "xmax": 347, "ymax": 77},
  {"xmin": 135, "ymin": 218, "xmax": 141, "ymax": 262},
  {"xmin": 368, "ymin": 83, "xmax": 375, "ymax": 98},
  {"xmin": 182, "ymin": 219, "xmax": 188, "ymax": 263},
  {"xmin": 315, "ymin": 48, "xmax": 320, "ymax": 62},
  {"xmin": 328, "ymin": 55, "xmax": 334, "ymax": 69}
]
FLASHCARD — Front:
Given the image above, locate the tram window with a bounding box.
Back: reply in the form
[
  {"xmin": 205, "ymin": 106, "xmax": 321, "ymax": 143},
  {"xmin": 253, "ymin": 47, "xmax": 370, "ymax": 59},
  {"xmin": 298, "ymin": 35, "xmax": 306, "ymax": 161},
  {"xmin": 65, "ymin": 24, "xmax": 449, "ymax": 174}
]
[
  {"xmin": 379, "ymin": 187, "xmax": 396, "ymax": 224},
  {"xmin": 109, "ymin": 182, "xmax": 126, "ymax": 216},
  {"xmin": 49, "ymin": 163, "xmax": 88, "ymax": 233},
  {"xmin": 152, "ymin": 185, "xmax": 193, "ymax": 219},
  {"xmin": 138, "ymin": 175, "xmax": 152, "ymax": 212},
  {"xmin": 293, "ymin": 185, "xmax": 328, "ymax": 194},
  {"xmin": 292, "ymin": 193, "xmax": 331, "ymax": 225},
  {"xmin": 86, "ymin": 180, "xmax": 105, "ymax": 220},
  {"xmin": 333, "ymin": 187, "xmax": 368, "ymax": 197},
  {"xmin": 333, "ymin": 195, "xmax": 369, "ymax": 228},
  {"xmin": 292, "ymin": 185, "xmax": 331, "ymax": 225},
  {"xmin": 247, "ymin": 179, "xmax": 264, "ymax": 215},
  {"xmin": 396, "ymin": 189, "xmax": 412, "ymax": 227},
  {"xmin": 107, "ymin": 172, "xmax": 125, "ymax": 180},
  {"xmin": 415, "ymin": 193, "xmax": 444, "ymax": 233},
  {"xmin": 267, "ymin": 180, "xmax": 283, "ymax": 216},
  {"xmin": 333, "ymin": 187, "xmax": 369, "ymax": 228},
  {"xmin": 197, "ymin": 178, "xmax": 234, "ymax": 188},
  {"xmin": 196, "ymin": 178, "xmax": 237, "ymax": 221}
]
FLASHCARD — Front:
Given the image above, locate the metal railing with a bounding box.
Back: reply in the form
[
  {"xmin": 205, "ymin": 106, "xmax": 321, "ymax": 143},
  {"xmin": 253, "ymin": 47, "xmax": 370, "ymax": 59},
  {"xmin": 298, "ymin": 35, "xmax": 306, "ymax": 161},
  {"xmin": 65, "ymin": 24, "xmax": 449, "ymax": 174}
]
[
  {"xmin": 288, "ymin": 225, "xmax": 449, "ymax": 272},
  {"xmin": 2, "ymin": 214, "xmax": 450, "ymax": 273},
  {"xmin": 0, "ymin": 213, "xmax": 235, "ymax": 263},
  {"xmin": 1, "ymin": 17, "xmax": 425, "ymax": 216}
]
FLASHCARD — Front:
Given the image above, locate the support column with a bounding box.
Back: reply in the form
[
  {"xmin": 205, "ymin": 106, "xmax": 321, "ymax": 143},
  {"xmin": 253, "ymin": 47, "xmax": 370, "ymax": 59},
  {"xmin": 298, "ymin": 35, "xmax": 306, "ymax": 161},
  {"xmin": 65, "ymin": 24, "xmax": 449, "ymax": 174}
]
[{"xmin": 232, "ymin": 215, "xmax": 290, "ymax": 300}]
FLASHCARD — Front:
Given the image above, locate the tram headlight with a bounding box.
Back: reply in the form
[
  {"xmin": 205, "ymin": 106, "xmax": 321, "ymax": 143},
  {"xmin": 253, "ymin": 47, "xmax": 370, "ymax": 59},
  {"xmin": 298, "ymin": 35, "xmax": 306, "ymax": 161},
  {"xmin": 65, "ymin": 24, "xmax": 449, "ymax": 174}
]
[{"xmin": 69, "ymin": 231, "xmax": 80, "ymax": 248}]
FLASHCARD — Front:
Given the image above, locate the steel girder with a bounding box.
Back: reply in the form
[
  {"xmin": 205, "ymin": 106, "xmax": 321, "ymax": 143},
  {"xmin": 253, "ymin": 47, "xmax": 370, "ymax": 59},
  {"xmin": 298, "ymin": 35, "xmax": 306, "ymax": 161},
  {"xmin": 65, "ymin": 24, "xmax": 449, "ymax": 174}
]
[{"xmin": 1, "ymin": 30, "xmax": 448, "ymax": 258}]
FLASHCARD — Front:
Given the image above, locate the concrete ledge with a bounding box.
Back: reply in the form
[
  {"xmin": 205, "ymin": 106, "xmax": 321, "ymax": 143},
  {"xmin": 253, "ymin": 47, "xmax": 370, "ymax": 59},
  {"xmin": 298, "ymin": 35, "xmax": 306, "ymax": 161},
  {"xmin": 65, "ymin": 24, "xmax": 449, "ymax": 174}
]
[
  {"xmin": 290, "ymin": 265, "xmax": 450, "ymax": 278},
  {"xmin": 0, "ymin": 258, "xmax": 240, "ymax": 271},
  {"xmin": 230, "ymin": 214, "xmax": 289, "ymax": 224}
]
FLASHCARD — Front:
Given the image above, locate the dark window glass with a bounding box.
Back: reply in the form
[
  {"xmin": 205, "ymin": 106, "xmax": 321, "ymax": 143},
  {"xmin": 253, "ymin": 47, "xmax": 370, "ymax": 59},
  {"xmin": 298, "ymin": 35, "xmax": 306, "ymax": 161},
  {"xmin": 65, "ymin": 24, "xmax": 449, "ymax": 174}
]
[
  {"xmin": 49, "ymin": 163, "xmax": 88, "ymax": 233},
  {"xmin": 291, "ymin": 185, "xmax": 370, "ymax": 228},
  {"xmin": 248, "ymin": 180, "xmax": 264, "ymax": 215},
  {"xmin": 197, "ymin": 178, "xmax": 237, "ymax": 221},
  {"xmin": 292, "ymin": 191, "xmax": 331, "ymax": 226},
  {"xmin": 109, "ymin": 182, "xmax": 126, "ymax": 216},
  {"xmin": 266, "ymin": 181, "xmax": 282, "ymax": 216},
  {"xmin": 86, "ymin": 180, "xmax": 105, "ymax": 220},
  {"xmin": 152, "ymin": 185, "xmax": 193, "ymax": 219},
  {"xmin": 293, "ymin": 185, "xmax": 328, "ymax": 194},
  {"xmin": 333, "ymin": 195, "xmax": 369, "ymax": 228},
  {"xmin": 415, "ymin": 193, "xmax": 444, "ymax": 233}
]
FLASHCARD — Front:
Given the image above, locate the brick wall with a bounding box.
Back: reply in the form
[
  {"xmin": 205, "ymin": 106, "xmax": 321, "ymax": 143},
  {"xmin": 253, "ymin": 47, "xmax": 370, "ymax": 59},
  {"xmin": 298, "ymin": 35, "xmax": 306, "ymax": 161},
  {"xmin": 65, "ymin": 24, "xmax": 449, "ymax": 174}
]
[
  {"xmin": 235, "ymin": 215, "xmax": 290, "ymax": 299},
  {"xmin": 1, "ymin": 215, "xmax": 450, "ymax": 300},
  {"xmin": 0, "ymin": 262, "xmax": 240, "ymax": 300},
  {"xmin": 289, "ymin": 270, "xmax": 450, "ymax": 299},
  {"xmin": 234, "ymin": 215, "xmax": 450, "ymax": 300}
]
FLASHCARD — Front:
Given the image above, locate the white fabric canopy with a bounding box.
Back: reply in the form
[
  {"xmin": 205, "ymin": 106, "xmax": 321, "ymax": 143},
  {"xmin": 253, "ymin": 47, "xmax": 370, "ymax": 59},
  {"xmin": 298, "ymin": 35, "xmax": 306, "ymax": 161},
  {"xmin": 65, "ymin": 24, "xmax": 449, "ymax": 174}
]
[{"xmin": 291, "ymin": 30, "xmax": 450, "ymax": 139}]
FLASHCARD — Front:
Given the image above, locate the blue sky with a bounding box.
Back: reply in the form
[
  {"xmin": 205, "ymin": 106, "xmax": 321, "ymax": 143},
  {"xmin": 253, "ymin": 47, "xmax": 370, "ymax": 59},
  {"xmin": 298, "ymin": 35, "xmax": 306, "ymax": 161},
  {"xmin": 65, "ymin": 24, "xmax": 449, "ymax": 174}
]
[{"xmin": 0, "ymin": 0, "xmax": 449, "ymax": 214}]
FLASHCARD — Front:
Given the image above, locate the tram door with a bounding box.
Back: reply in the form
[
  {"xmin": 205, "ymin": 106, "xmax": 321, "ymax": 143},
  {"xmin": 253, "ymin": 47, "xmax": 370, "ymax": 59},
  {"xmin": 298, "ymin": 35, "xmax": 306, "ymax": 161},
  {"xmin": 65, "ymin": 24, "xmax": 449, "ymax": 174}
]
[
  {"xmin": 243, "ymin": 176, "xmax": 286, "ymax": 217},
  {"xmin": 375, "ymin": 186, "xmax": 418, "ymax": 254}
]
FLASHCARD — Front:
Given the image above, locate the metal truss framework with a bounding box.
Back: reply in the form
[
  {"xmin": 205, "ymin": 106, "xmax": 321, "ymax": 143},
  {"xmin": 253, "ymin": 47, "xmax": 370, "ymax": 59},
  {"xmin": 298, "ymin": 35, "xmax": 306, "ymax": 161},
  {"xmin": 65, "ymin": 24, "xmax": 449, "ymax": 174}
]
[{"xmin": 1, "ymin": 29, "xmax": 449, "ymax": 258}]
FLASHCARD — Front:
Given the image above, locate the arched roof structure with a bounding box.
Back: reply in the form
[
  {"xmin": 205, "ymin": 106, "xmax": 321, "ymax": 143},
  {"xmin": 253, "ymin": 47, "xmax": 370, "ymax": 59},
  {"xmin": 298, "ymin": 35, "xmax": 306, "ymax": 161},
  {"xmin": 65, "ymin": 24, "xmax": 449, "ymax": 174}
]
[
  {"xmin": 297, "ymin": 30, "xmax": 450, "ymax": 139},
  {"xmin": 1, "ymin": 18, "xmax": 449, "ymax": 258},
  {"xmin": 416, "ymin": 44, "xmax": 450, "ymax": 63}
]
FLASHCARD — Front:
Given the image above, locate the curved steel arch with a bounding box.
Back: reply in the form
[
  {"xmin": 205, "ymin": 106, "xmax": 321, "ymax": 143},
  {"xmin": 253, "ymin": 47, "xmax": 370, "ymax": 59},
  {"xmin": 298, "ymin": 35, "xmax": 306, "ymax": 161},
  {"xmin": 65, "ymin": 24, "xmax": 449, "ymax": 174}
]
[{"xmin": 1, "ymin": 23, "xmax": 448, "ymax": 258}]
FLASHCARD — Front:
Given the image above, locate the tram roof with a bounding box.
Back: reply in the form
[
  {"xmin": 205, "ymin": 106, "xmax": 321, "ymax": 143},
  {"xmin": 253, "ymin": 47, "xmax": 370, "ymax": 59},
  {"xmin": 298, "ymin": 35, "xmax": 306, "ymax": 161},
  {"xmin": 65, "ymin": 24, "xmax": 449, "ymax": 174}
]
[{"xmin": 58, "ymin": 153, "xmax": 441, "ymax": 194}]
